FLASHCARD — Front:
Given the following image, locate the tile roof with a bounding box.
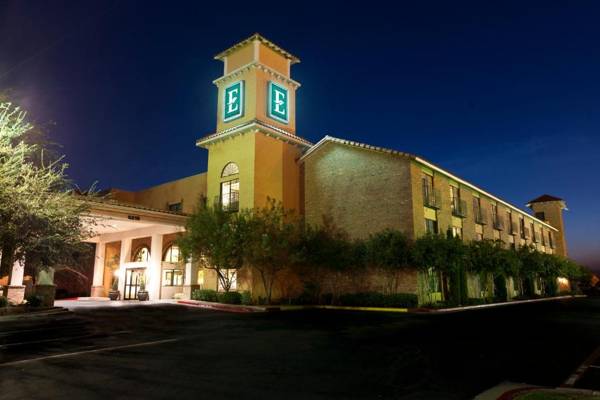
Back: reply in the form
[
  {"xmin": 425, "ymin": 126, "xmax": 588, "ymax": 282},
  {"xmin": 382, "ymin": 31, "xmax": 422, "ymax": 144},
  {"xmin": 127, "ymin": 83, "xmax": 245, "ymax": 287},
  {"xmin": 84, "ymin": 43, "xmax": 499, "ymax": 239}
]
[{"xmin": 214, "ymin": 33, "xmax": 300, "ymax": 65}]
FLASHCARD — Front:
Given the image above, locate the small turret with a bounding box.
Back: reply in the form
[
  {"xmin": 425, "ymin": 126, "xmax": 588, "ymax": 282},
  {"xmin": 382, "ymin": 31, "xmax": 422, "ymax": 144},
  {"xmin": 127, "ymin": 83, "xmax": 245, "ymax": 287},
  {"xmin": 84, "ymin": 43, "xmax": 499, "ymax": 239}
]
[{"xmin": 527, "ymin": 194, "xmax": 568, "ymax": 257}]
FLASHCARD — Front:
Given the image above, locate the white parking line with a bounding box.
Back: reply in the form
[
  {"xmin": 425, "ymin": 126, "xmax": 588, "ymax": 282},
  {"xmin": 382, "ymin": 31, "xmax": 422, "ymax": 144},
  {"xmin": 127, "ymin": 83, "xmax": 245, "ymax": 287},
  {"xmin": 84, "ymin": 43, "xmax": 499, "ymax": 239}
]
[
  {"xmin": 0, "ymin": 338, "xmax": 179, "ymax": 366},
  {"xmin": 562, "ymin": 345, "xmax": 600, "ymax": 388}
]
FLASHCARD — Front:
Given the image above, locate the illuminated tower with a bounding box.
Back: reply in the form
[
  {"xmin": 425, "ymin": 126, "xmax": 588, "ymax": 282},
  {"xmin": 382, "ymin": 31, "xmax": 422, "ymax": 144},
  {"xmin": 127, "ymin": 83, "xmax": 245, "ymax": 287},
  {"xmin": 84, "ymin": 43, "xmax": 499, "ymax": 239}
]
[
  {"xmin": 527, "ymin": 194, "xmax": 568, "ymax": 257},
  {"xmin": 197, "ymin": 34, "xmax": 311, "ymax": 213}
]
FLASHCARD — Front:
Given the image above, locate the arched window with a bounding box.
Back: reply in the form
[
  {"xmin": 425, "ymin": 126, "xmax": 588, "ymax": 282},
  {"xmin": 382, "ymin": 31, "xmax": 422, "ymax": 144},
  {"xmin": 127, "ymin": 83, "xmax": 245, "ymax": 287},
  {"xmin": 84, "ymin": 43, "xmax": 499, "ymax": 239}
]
[
  {"xmin": 163, "ymin": 245, "xmax": 180, "ymax": 263},
  {"xmin": 133, "ymin": 246, "xmax": 150, "ymax": 262},
  {"xmin": 221, "ymin": 162, "xmax": 239, "ymax": 177}
]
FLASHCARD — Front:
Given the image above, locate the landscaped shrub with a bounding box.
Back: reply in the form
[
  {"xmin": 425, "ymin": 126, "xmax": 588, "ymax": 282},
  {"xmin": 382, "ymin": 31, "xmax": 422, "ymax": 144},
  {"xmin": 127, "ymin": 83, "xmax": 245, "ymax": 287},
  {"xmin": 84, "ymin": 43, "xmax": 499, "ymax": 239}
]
[
  {"xmin": 218, "ymin": 291, "xmax": 242, "ymax": 305},
  {"xmin": 191, "ymin": 289, "xmax": 218, "ymax": 302},
  {"xmin": 338, "ymin": 292, "xmax": 418, "ymax": 308},
  {"xmin": 463, "ymin": 298, "xmax": 490, "ymax": 306},
  {"xmin": 0, "ymin": 296, "xmax": 8, "ymax": 307},
  {"xmin": 25, "ymin": 294, "xmax": 43, "ymax": 308},
  {"xmin": 240, "ymin": 291, "xmax": 252, "ymax": 305}
]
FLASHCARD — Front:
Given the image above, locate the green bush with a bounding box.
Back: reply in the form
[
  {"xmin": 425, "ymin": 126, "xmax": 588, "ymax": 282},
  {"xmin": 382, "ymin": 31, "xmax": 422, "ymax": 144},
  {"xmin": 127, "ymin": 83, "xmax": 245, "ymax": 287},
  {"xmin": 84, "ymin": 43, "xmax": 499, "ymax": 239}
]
[
  {"xmin": 0, "ymin": 296, "xmax": 8, "ymax": 307},
  {"xmin": 240, "ymin": 291, "xmax": 252, "ymax": 305},
  {"xmin": 191, "ymin": 289, "xmax": 218, "ymax": 302},
  {"xmin": 26, "ymin": 294, "xmax": 43, "ymax": 308},
  {"xmin": 218, "ymin": 291, "xmax": 242, "ymax": 305},
  {"xmin": 338, "ymin": 292, "xmax": 418, "ymax": 308},
  {"xmin": 463, "ymin": 297, "xmax": 492, "ymax": 306}
]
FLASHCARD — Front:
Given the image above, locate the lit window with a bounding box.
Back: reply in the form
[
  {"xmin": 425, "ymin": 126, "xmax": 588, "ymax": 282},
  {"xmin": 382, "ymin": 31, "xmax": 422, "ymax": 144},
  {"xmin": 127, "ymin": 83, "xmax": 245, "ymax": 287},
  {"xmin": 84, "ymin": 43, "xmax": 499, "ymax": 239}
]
[
  {"xmin": 197, "ymin": 270, "xmax": 205, "ymax": 286},
  {"xmin": 163, "ymin": 245, "xmax": 180, "ymax": 263},
  {"xmin": 221, "ymin": 162, "xmax": 239, "ymax": 177},
  {"xmin": 220, "ymin": 179, "xmax": 239, "ymax": 212},
  {"xmin": 163, "ymin": 269, "xmax": 184, "ymax": 286},
  {"xmin": 133, "ymin": 246, "xmax": 150, "ymax": 262},
  {"xmin": 451, "ymin": 226, "xmax": 463, "ymax": 239}
]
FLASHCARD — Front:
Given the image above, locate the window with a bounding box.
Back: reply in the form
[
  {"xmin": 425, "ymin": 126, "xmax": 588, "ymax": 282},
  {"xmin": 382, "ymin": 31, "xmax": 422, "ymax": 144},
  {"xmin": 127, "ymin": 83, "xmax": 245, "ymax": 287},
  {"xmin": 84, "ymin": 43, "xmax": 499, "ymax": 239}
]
[
  {"xmin": 450, "ymin": 186, "xmax": 465, "ymax": 217},
  {"xmin": 422, "ymin": 174, "xmax": 436, "ymax": 207},
  {"xmin": 197, "ymin": 270, "xmax": 205, "ymax": 286},
  {"xmin": 221, "ymin": 162, "xmax": 239, "ymax": 177},
  {"xmin": 548, "ymin": 232, "xmax": 554, "ymax": 248},
  {"xmin": 220, "ymin": 179, "xmax": 240, "ymax": 212},
  {"xmin": 507, "ymin": 211, "xmax": 514, "ymax": 234},
  {"xmin": 163, "ymin": 269, "xmax": 184, "ymax": 286},
  {"xmin": 541, "ymin": 229, "xmax": 546, "ymax": 246},
  {"xmin": 476, "ymin": 232, "xmax": 483, "ymax": 241},
  {"xmin": 450, "ymin": 186, "xmax": 459, "ymax": 211},
  {"xmin": 520, "ymin": 217, "xmax": 526, "ymax": 239},
  {"xmin": 163, "ymin": 245, "xmax": 180, "ymax": 263},
  {"xmin": 530, "ymin": 222, "xmax": 536, "ymax": 242},
  {"xmin": 491, "ymin": 204, "xmax": 498, "ymax": 225},
  {"xmin": 473, "ymin": 197, "xmax": 482, "ymax": 223},
  {"xmin": 168, "ymin": 202, "xmax": 182, "ymax": 212},
  {"xmin": 451, "ymin": 226, "xmax": 463, "ymax": 239},
  {"xmin": 425, "ymin": 218, "xmax": 438, "ymax": 234},
  {"xmin": 133, "ymin": 246, "xmax": 150, "ymax": 262},
  {"xmin": 535, "ymin": 212, "xmax": 546, "ymax": 221}
]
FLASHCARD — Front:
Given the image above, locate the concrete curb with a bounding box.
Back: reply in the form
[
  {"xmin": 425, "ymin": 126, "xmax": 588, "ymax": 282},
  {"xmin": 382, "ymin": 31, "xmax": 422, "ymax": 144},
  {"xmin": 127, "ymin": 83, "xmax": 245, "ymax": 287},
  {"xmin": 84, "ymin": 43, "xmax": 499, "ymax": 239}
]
[{"xmin": 177, "ymin": 295, "xmax": 585, "ymax": 314}]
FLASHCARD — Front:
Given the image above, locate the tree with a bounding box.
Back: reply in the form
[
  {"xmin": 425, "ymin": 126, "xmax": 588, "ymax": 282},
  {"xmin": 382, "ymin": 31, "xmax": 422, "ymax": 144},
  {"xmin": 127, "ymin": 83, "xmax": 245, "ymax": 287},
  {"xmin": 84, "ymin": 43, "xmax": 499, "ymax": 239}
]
[
  {"xmin": 242, "ymin": 200, "xmax": 303, "ymax": 304},
  {"xmin": 177, "ymin": 202, "xmax": 246, "ymax": 292},
  {"xmin": 365, "ymin": 229, "xmax": 412, "ymax": 294},
  {"xmin": 413, "ymin": 233, "xmax": 469, "ymax": 305},
  {"xmin": 0, "ymin": 100, "xmax": 94, "ymax": 284},
  {"xmin": 294, "ymin": 216, "xmax": 355, "ymax": 303}
]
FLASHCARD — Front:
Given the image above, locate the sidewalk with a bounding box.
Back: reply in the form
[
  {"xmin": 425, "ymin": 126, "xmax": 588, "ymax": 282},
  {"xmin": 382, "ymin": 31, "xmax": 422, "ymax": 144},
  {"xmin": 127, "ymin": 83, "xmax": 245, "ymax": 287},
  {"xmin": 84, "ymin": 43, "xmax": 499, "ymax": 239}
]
[{"xmin": 475, "ymin": 382, "xmax": 600, "ymax": 399}]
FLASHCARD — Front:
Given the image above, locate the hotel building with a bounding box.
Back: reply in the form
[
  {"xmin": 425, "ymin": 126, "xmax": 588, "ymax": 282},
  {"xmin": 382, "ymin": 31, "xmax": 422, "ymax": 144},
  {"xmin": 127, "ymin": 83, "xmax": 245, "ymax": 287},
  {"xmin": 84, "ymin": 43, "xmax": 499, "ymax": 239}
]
[{"xmin": 5, "ymin": 34, "xmax": 569, "ymax": 304}]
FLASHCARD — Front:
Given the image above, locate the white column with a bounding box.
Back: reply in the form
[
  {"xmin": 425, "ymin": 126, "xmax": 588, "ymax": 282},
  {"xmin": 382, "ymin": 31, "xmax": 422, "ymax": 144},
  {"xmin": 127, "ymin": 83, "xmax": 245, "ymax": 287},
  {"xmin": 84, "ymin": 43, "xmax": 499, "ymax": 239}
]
[
  {"xmin": 149, "ymin": 234, "xmax": 163, "ymax": 300},
  {"xmin": 118, "ymin": 237, "xmax": 132, "ymax": 295},
  {"xmin": 9, "ymin": 259, "xmax": 24, "ymax": 286},
  {"xmin": 91, "ymin": 242, "xmax": 106, "ymax": 297},
  {"xmin": 6, "ymin": 259, "xmax": 25, "ymax": 304}
]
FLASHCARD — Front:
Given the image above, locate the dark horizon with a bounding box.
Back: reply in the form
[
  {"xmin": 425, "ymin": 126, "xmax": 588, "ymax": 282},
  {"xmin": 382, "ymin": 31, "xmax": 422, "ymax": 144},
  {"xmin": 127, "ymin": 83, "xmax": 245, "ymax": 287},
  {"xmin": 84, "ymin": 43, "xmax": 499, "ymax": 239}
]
[{"xmin": 1, "ymin": 1, "xmax": 598, "ymax": 272}]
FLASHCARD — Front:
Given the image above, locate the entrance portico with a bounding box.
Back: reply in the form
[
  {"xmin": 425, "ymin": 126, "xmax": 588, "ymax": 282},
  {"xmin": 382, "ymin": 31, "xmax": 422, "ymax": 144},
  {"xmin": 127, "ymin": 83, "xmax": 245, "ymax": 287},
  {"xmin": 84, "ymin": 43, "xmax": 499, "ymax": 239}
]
[{"xmin": 86, "ymin": 200, "xmax": 192, "ymax": 301}]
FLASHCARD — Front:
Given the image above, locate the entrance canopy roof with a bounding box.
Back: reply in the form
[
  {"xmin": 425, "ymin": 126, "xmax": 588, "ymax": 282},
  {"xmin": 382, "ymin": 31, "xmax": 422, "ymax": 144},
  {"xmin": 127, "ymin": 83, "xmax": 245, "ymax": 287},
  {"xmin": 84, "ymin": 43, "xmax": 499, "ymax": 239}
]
[{"xmin": 83, "ymin": 199, "xmax": 187, "ymax": 243}]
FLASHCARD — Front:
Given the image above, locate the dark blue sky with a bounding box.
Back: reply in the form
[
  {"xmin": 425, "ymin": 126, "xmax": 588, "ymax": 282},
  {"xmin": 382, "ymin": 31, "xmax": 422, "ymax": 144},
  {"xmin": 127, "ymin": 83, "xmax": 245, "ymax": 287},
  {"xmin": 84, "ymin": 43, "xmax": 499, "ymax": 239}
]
[{"xmin": 1, "ymin": 1, "xmax": 599, "ymax": 271}]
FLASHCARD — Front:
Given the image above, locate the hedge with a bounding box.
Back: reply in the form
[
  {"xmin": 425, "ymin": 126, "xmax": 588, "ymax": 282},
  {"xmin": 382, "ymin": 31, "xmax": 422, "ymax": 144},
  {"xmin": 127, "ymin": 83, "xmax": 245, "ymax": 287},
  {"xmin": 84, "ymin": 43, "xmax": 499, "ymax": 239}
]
[
  {"xmin": 338, "ymin": 292, "xmax": 418, "ymax": 308},
  {"xmin": 191, "ymin": 289, "xmax": 243, "ymax": 305}
]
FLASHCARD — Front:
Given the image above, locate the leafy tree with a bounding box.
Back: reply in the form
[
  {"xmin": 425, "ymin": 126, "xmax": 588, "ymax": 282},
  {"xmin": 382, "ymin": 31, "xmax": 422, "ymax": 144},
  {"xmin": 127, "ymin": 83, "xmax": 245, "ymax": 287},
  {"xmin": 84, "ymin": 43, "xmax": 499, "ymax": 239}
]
[
  {"xmin": 294, "ymin": 216, "xmax": 356, "ymax": 303},
  {"xmin": 177, "ymin": 202, "xmax": 246, "ymax": 292},
  {"xmin": 0, "ymin": 101, "xmax": 94, "ymax": 283},
  {"xmin": 365, "ymin": 229, "xmax": 412, "ymax": 294},
  {"xmin": 242, "ymin": 200, "xmax": 303, "ymax": 304},
  {"xmin": 413, "ymin": 233, "xmax": 469, "ymax": 305}
]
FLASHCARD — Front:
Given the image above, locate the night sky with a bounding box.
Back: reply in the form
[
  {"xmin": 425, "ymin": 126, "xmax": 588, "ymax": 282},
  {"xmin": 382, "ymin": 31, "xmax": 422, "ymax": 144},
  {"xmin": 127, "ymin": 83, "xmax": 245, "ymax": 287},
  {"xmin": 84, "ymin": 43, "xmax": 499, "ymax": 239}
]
[{"xmin": 1, "ymin": 1, "xmax": 599, "ymax": 271}]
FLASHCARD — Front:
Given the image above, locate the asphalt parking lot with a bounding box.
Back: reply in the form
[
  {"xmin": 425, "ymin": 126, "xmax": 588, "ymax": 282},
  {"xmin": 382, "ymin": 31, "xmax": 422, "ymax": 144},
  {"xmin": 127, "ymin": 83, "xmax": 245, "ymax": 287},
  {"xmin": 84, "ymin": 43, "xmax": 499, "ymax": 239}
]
[{"xmin": 1, "ymin": 298, "xmax": 600, "ymax": 399}]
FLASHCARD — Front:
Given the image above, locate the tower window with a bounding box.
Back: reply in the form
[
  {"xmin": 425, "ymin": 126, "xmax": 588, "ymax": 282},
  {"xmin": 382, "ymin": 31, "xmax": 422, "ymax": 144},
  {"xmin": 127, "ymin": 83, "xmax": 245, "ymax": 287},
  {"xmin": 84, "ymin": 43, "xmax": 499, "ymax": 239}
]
[
  {"xmin": 220, "ymin": 179, "xmax": 240, "ymax": 212},
  {"xmin": 221, "ymin": 162, "xmax": 239, "ymax": 177}
]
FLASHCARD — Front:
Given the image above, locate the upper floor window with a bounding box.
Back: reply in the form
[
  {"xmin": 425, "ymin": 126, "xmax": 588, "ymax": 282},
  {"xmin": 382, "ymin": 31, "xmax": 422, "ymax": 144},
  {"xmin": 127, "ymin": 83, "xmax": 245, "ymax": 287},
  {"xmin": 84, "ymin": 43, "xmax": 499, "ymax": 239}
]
[
  {"xmin": 163, "ymin": 245, "xmax": 181, "ymax": 263},
  {"xmin": 220, "ymin": 179, "xmax": 240, "ymax": 212},
  {"xmin": 221, "ymin": 162, "xmax": 239, "ymax": 178},
  {"xmin": 535, "ymin": 211, "xmax": 546, "ymax": 221},
  {"xmin": 133, "ymin": 246, "xmax": 150, "ymax": 262},
  {"xmin": 520, "ymin": 217, "xmax": 526, "ymax": 239}
]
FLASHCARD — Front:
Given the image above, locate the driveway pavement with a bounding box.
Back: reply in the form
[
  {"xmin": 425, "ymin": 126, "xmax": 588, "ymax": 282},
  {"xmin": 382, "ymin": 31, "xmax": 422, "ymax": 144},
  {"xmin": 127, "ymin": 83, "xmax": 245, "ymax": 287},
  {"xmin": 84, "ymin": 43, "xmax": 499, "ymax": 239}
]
[{"xmin": 1, "ymin": 298, "xmax": 599, "ymax": 399}]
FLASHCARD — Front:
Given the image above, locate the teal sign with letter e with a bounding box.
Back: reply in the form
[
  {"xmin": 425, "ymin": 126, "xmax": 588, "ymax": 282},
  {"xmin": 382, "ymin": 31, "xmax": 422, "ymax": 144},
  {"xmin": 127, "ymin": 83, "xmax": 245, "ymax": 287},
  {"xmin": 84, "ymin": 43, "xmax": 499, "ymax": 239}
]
[
  {"xmin": 223, "ymin": 81, "xmax": 244, "ymax": 122},
  {"xmin": 268, "ymin": 81, "xmax": 289, "ymax": 124}
]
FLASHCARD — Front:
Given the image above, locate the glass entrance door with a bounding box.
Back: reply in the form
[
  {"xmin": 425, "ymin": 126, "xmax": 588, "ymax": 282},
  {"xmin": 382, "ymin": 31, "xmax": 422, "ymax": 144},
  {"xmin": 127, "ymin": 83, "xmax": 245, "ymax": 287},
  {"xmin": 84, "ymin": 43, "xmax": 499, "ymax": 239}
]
[{"xmin": 124, "ymin": 268, "xmax": 145, "ymax": 300}]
